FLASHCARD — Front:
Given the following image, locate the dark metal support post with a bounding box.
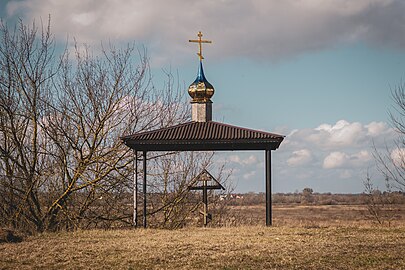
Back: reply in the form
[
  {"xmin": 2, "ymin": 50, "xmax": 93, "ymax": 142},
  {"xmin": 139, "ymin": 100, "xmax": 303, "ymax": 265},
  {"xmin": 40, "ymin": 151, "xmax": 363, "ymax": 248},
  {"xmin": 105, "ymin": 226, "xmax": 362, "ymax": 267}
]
[
  {"xmin": 143, "ymin": 151, "xmax": 147, "ymax": 228},
  {"xmin": 133, "ymin": 150, "xmax": 138, "ymax": 227},
  {"xmin": 203, "ymin": 179, "xmax": 208, "ymax": 227},
  {"xmin": 265, "ymin": 150, "xmax": 272, "ymax": 226}
]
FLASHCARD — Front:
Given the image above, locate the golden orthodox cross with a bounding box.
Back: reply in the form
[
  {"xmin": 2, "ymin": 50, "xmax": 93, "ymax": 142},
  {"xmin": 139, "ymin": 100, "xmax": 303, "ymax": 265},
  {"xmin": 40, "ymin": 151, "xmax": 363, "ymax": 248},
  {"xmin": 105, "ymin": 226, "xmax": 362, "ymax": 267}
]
[{"xmin": 189, "ymin": 31, "xmax": 212, "ymax": 60}]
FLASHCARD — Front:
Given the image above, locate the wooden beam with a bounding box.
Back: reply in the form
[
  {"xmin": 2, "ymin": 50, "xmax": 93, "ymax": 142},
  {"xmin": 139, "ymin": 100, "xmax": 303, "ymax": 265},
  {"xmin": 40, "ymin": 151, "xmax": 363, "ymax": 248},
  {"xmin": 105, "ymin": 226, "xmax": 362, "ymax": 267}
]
[{"xmin": 265, "ymin": 150, "xmax": 272, "ymax": 226}]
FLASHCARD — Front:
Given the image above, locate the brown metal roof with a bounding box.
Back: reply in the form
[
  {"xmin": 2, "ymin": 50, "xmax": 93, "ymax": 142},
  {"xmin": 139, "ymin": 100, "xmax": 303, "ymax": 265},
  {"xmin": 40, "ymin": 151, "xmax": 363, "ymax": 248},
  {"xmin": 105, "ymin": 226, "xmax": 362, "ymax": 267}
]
[{"xmin": 121, "ymin": 121, "xmax": 284, "ymax": 151}]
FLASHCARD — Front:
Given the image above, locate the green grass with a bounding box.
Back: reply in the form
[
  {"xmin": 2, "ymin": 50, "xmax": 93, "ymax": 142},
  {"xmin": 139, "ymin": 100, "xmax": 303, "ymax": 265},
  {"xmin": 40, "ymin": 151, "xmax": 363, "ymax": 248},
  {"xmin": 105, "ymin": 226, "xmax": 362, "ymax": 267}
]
[{"xmin": 1, "ymin": 226, "xmax": 404, "ymax": 269}]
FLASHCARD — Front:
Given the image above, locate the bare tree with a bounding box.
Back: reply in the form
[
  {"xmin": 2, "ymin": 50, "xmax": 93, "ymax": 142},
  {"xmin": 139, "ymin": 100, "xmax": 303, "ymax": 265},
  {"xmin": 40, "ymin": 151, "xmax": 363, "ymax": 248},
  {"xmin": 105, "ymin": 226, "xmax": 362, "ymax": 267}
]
[
  {"xmin": 0, "ymin": 18, "xmax": 58, "ymax": 232},
  {"xmin": 300, "ymin": 187, "xmax": 314, "ymax": 204},
  {"xmin": 364, "ymin": 82, "xmax": 405, "ymax": 225},
  {"xmin": 0, "ymin": 18, "xmax": 206, "ymax": 233},
  {"xmin": 363, "ymin": 175, "xmax": 397, "ymax": 226},
  {"xmin": 374, "ymin": 84, "xmax": 405, "ymax": 192},
  {"xmin": 0, "ymin": 18, "xmax": 232, "ymax": 233}
]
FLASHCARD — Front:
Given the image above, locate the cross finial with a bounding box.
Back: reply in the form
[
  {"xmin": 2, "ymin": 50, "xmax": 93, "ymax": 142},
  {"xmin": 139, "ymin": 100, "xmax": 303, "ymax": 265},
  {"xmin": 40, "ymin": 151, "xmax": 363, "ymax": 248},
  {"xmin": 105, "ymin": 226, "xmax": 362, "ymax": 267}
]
[{"xmin": 189, "ymin": 31, "xmax": 212, "ymax": 60}]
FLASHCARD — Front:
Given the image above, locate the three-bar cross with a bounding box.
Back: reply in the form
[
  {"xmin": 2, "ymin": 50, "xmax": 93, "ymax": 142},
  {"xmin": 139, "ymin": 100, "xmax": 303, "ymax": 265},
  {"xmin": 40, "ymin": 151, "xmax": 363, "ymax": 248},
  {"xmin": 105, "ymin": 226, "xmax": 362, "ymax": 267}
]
[{"xmin": 189, "ymin": 31, "xmax": 212, "ymax": 60}]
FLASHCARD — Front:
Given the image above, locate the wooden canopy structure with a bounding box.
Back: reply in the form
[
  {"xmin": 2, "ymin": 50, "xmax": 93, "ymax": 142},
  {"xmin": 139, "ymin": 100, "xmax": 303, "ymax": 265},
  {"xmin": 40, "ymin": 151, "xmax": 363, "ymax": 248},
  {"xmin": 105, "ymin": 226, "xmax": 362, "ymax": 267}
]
[
  {"xmin": 121, "ymin": 31, "xmax": 284, "ymax": 228},
  {"xmin": 121, "ymin": 121, "xmax": 284, "ymax": 227}
]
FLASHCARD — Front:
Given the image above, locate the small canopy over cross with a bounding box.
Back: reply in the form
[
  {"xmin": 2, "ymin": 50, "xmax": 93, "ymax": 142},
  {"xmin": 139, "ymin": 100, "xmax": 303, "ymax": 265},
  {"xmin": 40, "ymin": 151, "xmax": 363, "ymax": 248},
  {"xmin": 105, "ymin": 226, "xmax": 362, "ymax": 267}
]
[{"xmin": 188, "ymin": 169, "xmax": 225, "ymax": 191}]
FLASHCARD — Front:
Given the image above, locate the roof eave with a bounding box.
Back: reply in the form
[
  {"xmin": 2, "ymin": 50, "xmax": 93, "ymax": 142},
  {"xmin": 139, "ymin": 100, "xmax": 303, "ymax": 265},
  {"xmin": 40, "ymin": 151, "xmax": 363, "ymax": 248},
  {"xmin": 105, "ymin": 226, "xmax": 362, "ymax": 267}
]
[{"xmin": 123, "ymin": 138, "xmax": 283, "ymax": 151}]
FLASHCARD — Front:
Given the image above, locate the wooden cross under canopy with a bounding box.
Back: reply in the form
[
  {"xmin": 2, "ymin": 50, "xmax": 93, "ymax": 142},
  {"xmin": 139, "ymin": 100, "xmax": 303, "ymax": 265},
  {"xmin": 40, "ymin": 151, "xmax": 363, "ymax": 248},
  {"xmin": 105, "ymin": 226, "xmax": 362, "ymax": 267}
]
[
  {"xmin": 189, "ymin": 169, "xmax": 225, "ymax": 227},
  {"xmin": 121, "ymin": 31, "xmax": 284, "ymax": 228}
]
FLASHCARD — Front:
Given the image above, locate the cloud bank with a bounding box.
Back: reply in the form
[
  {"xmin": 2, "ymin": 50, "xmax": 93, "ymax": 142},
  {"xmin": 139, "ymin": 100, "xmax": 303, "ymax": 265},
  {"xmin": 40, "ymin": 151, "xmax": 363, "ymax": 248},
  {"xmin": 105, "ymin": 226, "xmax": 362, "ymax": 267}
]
[
  {"xmin": 219, "ymin": 120, "xmax": 397, "ymax": 193},
  {"xmin": 4, "ymin": 1, "xmax": 401, "ymax": 192},
  {"xmin": 4, "ymin": 0, "xmax": 405, "ymax": 63}
]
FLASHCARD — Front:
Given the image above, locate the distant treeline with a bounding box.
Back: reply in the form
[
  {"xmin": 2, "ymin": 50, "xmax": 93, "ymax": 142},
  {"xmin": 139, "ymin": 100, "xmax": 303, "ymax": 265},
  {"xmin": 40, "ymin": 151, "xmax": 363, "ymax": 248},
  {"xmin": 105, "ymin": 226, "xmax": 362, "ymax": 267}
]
[{"xmin": 222, "ymin": 191, "xmax": 405, "ymax": 206}]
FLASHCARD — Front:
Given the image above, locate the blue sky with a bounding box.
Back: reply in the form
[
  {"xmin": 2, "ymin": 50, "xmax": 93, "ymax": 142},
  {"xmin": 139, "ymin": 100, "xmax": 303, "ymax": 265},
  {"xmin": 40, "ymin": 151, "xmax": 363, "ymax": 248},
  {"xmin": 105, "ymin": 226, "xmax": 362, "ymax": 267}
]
[{"xmin": 2, "ymin": 0, "xmax": 404, "ymax": 193}]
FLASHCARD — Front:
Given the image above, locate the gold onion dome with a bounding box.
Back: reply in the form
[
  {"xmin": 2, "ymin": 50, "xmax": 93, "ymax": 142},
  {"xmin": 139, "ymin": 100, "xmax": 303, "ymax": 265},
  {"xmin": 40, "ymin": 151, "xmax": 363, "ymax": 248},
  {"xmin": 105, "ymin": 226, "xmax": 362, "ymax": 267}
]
[{"xmin": 188, "ymin": 61, "xmax": 215, "ymax": 102}]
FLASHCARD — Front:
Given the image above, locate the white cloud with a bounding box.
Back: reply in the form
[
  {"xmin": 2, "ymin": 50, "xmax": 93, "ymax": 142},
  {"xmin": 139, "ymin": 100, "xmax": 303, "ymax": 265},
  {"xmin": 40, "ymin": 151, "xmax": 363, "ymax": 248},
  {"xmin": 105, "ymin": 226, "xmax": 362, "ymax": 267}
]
[
  {"xmin": 391, "ymin": 148, "xmax": 405, "ymax": 167},
  {"xmin": 71, "ymin": 12, "xmax": 96, "ymax": 26},
  {"xmin": 273, "ymin": 120, "xmax": 395, "ymax": 191},
  {"xmin": 323, "ymin": 151, "xmax": 348, "ymax": 169},
  {"xmin": 243, "ymin": 171, "xmax": 256, "ymax": 180},
  {"xmin": 365, "ymin": 121, "xmax": 390, "ymax": 136},
  {"xmin": 286, "ymin": 120, "xmax": 397, "ymax": 152},
  {"xmin": 287, "ymin": 149, "xmax": 313, "ymax": 167},
  {"xmin": 4, "ymin": 0, "xmax": 405, "ymax": 63},
  {"xmin": 244, "ymin": 155, "xmax": 258, "ymax": 165},
  {"xmin": 313, "ymin": 120, "xmax": 363, "ymax": 147},
  {"xmin": 351, "ymin": 150, "xmax": 372, "ymax": 164},
  {"xmin": 323, "ymin": 150, "xmax": 372, "ymax": 169},
  {"xmin": 228, "ymin": 154, "xmax": 257, "ymax": 165},
  {"xmin": 340, "ymin": 170, "xmax": 352, "ymax": 179},
  {"xmin": 228, "ymin": 155, "xmax": 242, "ymax": 164}
]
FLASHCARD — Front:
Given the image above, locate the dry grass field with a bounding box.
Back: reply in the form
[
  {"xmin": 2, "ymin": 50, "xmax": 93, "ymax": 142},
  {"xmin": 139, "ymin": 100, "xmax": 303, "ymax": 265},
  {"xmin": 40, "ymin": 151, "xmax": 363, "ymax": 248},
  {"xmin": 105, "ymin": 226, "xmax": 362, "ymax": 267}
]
[
  {"xmin": 1, "ymin": 204, "xmax": 405, "ymax": 269},
  {"xmin": 226, "ymin": 204, "xmax": 405, "ymax": 227},
  {"xmin": 1, "ymin": 225, "xmax": 405, "ymax": 269}
]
